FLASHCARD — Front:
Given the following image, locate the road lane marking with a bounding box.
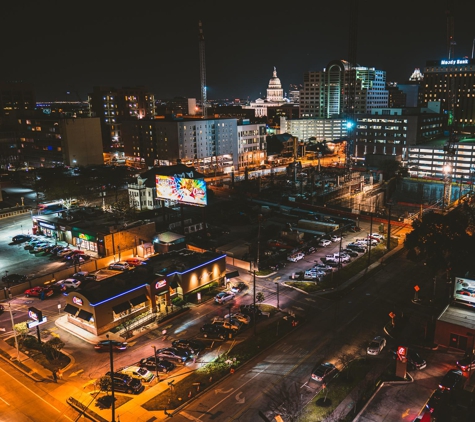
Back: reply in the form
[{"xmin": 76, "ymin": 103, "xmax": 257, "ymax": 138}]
[
  {"xmin": 0, "ymin": 396, "xmax": 10, "ymax": 405},
  {"xmin": 0, "ymin": 366, "xmax": 74, "ymax": 420}
]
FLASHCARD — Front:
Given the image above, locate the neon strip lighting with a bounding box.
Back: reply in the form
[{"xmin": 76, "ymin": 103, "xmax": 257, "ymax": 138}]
[
  {"xmin": 164, "ymin": 254, "xmax": 225, "ymax": 277},
  {"xmin": 90, "ymin": 284, "xmax": 148, "ymax": 306}
]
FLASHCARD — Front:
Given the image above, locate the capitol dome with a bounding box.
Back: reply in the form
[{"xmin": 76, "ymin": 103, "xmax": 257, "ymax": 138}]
[{"xmin": 268, "ymin": 67, "xmax": 282, "ymax": 89}]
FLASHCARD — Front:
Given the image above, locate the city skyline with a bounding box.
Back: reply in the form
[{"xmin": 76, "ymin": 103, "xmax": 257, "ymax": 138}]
[{"xmin": 2, "ymin": 0, "xmax": 475, "ymax": 102}]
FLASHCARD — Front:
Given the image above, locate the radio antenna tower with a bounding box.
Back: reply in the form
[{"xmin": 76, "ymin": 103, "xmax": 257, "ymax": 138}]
[{"xmin": 199, "ymin": 21, "xmax": 207, "ymax": 118}]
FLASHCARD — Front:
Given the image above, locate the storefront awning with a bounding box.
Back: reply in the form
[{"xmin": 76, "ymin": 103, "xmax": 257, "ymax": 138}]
[
  {"xmin": 226, "ymin": 271, "xmax": 239, "ymax": 279},
  {"xmin": 130, "ymin": 294, "xmax": 148, "ymax": 306},
  {"xmin": 64, "ymin": 304, "xmax": 79, "ymax": 316},
  {"xmin": 77, "ymin": 310, "xmax": 93, "ymax": 321},
  {"xmin": 112, "ymin": 301, "xmax": 132, "ymax": 314}
]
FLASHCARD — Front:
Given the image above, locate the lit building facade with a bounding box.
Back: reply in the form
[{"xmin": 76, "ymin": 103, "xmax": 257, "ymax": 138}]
[
  {"xmin": 299, "ymin": 59, "xmax": 389, "ymax": 118},
  {"xmin": 279, "ymin": 116, "xmax": 348, "ymax": 142},
  {"xmin": 422, "ymin": 58, "xmax": 475, "ymax": 126}
]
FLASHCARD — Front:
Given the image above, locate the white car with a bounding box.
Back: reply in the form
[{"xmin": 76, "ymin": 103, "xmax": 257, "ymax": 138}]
[
  {"xmin": 214, "ymin": 291, "xmax": 235, "ymax": 304},
  {"xmin": 119, "ymin": 365, "xmax": 155, "ymax": 382},
  {"xmin": 333, "ymin": 253, "xmax": 350, "ymax": 263},
  {"xmin": 108, "ymin": 261, "xmax": 131, "ymax": 271},
  {"xmin": 319, "ymin": 239, "xmax": 331, "ymax": 247},
  {"xmin": 55, "ymin": 278, "xmax": 81, "ymax": 290},
  {"xmin": 287, "ymin": 253, "xmax": 305, "ymax": 262},
  {"xmin": 330, "ymin": 235, "xmax": 341, "ymax": 242},
  {"xmin": 225, "ymin": 312, "xmax": 251, "ymax": 325},
  {"xmin": 370, "ymin": 233, "xmax": 384, "ymax": 241},
  {"xmin": 367, "ymin": 336, "xmax": 386, "ymax": 355}
]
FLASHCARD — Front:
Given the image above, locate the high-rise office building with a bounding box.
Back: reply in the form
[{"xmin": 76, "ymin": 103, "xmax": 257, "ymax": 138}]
[
  {"xmin": 422, "ymin": 58, "xmax": 475, "ymax": 126},
  {"xmin": 299, "ymin": 59, "xmax": 389, "ymax": 119}
]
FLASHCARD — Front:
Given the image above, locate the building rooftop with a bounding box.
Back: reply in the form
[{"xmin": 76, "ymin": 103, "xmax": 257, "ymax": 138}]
[
  {"xmin": 437, "ymin": 304, "xmax": 475, "ymax": 331},
  {"xmin": 413, "ymin": 136, "xmax": 475, "ymax": 148}
]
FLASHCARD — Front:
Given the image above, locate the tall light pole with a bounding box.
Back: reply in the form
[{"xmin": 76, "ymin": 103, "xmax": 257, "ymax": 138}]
[
  {"xmin": 253, "ymin": 269, "xmax": 257, "ymax": 336},
  {"xmin": 152, "ymin": 345, "xmax": 159, "ymax": 382},
  {"xmin": 256, "ymin": 214, "xmax": 262, "ymax": 270},
  {"xmin": 106, "ymin": 334, "xmax": 116, "ymax": 422},
  {"xmin": 386, "ymin": 202, "xmax": 392, "ymax": 251},
  {"xmin": 7, "ymin": 290, "xmax": 20, "ymax": 361}
]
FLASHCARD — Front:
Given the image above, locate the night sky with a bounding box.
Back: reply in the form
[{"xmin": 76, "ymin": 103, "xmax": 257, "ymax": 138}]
[{"xmin": 2, "ymin": 0, "xmax": 475, "ymax": 102}]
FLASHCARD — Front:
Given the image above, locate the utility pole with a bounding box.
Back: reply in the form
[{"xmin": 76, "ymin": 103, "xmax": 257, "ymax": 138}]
[
  {"xmin": 253, "ymin": 269, "xmax": 257, "ymax": 336},
  {"xmin": 107, "ymin": 334, "xmax": 116, "ymax": 422},
  {"xmin": 198, "ymin": 21, "xmax": 207, "ymax": 119},
  {"xmin": 386, "ymin": 202, "xmax": 392, "ymax": 251}
]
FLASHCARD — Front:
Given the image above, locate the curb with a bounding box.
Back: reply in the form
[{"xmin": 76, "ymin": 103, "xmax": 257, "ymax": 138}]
[
  {"xmin": 67, "ymin": 396, "xmax": 108, "ymax": 422},
  {"xmin": 0, "ymin": 349, "xmax": 43, "ymax": 382}
]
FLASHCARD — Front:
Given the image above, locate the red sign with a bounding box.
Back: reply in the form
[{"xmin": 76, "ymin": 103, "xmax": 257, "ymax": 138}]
[
  {"xmin": 155, "ymin": 280, "xmax": 167, "ymax": 289},
  {"xmin": 397, "ymin": 346, "xmax": 408, "ymax": 360},
  {"xmin": 414, "ymin": 285, "xmax": 420, "ymax": 292}
]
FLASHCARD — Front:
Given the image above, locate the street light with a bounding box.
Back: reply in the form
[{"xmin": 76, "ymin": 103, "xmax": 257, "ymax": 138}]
[
  {"xmin": 151, "ymin": 345, "xmax": 159, "ymax": 382},
  {"xmin": 106, "ymin": 334, "xmax": 116, "ymax": 422},
  {"xmin": 7, "ymin": 289, "xmax": 20, "ymax": 361}
]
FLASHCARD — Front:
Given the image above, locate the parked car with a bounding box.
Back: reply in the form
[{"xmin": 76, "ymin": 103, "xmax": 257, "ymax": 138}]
[
  {"xmin": 225, "ymin": 312, "xmax": 251, "ymax": 325},
  {"xmin": 311, "ymin": 362, "xmax": 338, "ymax": 383},
  {"xmin": 72, "ymin": 271, "xmax": 97, "ymax": 282},
  {"xmin": 212, "ymin": 316, "xmax": 242, "ymax": 331},
  {"xmin": 33, "ymin": 242, "xmax": 53, "ymax": 253},
  {"xmin": 200, "ymin": 324, "xmax": 230, "ymax": 339},
  {"xmin": 314, "ymin": 264, "xmax": 333, "ymax": 273},
  {"xmin": 438, "ymin": 369, "xmax": 465, "ymax": 391},
  {"xmin": 287, "ymin": 252, "xmax": 305, "ymax": 262},
  {"xmin": 318, "ymin": 239, "xmax": 331, "ymax": 247},
  {"xmin": 456, "ymin": 354, "xmax": 475, "ymax": 372},
  {"xmin": 330, "ymin": 235, "xmax": 341, "ymax": 242},
  {"xmin": 171, "ymin": 339, "xmax": 206, "ymax": 355},
  {"xmin": 56, "ymin": 247, "xmax": 73, "ymax": 257},
  {"xmin": 239, "ymin": 304, "xmax": 263, "ymax": 319},
  {"xmin": 119, "ymin": 365, "xmax": 155, "ymax": 383},
  {"xmin": 215, "ymin": 291, "xmax": 235, "ymax": 304},
  {"xmin": 108, "ymin": 261, "xmax": 131, "ymax": 271},
  {"xmin": 54, "ymin": 278, "xmax": 81, "ymax": 290},
  {"xmin": 125, "ymin": 257, "xmax": 149, "ymax": 267},
  {"xmin": 346, "ymin": 243, "xmax": 366, "ymax": 253},
  {"xmin": 94, "ymin": 340, "xmax": 128, "ymax": 352},
  {"xmin": 24, "ymin": 286, "xmax": 54, "ymax": 298},
  {"xmin": 341, "ymin": 248, "xmax": 358, "ymax": 257},
  {"xmin": 426, "ymin": 389, "xmax": 450, "ymax": 413},
  {"xmin": 2, "ymin": 273, "xmax": 28, "ymax": 284},
  {"xmin": 366, "ymin": 336, "xmax": 386, "ymax": 355},
  {"xmin": 63, "ymin": 250, "xmax": 85, "ymax": 260},
  {"xmin": 12, "ymin": 234, "xmax": 32, "ymax": 243},
  {"xmin": 138, "ymin": 356, "xmax": 175, "ymax": 373},
  {"xmin": 231, "ymin": 282, "xmax": 247, "ymax": 293},
  {"xmin": 390, "ymin": 347, "xmax": 427, "ymax": 370},
  {"xmin": 105, "ymin": 372, "xmax": 144, "ymax": 394},
  {"xmin": 155, "ymin": 347, "xmax": 190, "ymax": 364},
  {"xmin": 370, "ymin": 233, "xmax": 384, "ymax": 241}
]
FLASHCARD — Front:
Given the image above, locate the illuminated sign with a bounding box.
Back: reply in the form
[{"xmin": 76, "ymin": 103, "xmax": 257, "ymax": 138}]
[
  {"xmin": 72, "ymin": 297, "xmax": 83, "ymax": 306},
  {"xmin": 454, "ymin": 277, "xmax": 475, "ymax": 305},
  {"xmin": 79, "ymin": 233, "xmax": 95, "ymax": 241},
  {"xmin": 27, "ymin": 316, "xmax": 47, "ymax": 328},
  {"xmin": 397, "ymin": 346, "xmax": 408, "ymax": 361},
  {"xmin": 155, "ymin": 280, "xmax": 167, "ymax": 289},
  {"xmin": 440, "ymin": 59, "xmax": 469, "ymax": 65},
  {"xmin": 39, "ymin": 222, "xmax": 57, "ymax": 230},
  {"xmin": 156, "ymin": 175, "xmax": 207, "ymax": 207},
  {"xmin": 28, "ymin": 307, "xmax": 42, "ymax": 321}
]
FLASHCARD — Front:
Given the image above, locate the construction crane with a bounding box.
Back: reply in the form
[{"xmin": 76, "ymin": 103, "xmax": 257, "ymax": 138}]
[
  {"xmin": 345, "ymin": 0, "xmax": 358, "ymax": 176},
  {"xmin": 198, "ymin": 21, "xmax": 207, "ymax": 119},
  {"xmin": 443, "ymin": 0, "xmax": 458, "ymax": 209}
]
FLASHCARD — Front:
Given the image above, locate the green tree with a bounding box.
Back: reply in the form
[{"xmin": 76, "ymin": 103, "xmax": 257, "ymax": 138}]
[
  {"xmin": 13, "ymin": 322, "xmax": 29, "ymax": 347},
  {"xmin": 98, "ymin": 376, "xmax": 112, "ymax": 394},
  {"xmin": 42, "ymin": 337, "xmax": 65, "ymax": 361},
  {"xmin": 256, "ymin": 292, "xmax": 265, "ymax": 303},
  {"xmin": 405, "ymin": 208, "xmax": 475, "ymax": 276}
]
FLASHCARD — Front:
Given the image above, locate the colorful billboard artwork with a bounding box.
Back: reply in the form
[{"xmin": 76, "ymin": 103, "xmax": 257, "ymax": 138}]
[
  {"xmin": 156, "ymin": 175, "xmax": 207, "ymax": 207},
  {"xmin": 454, "ymin": 277, "xmax": 475, "ymax": 305}
]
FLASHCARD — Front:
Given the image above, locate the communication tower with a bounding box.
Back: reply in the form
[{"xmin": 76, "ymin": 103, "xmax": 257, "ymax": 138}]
[{"xmin": 199, "ymin": 21, "xmax": 207, "ymax": 118}]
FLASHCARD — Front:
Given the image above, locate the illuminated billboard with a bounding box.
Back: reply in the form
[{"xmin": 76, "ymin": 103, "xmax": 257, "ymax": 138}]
[
  {"xmin": 454, "ymin": 277, "xmax": 475, "ymax": 305},
  {"xmin": 156, "ymin": 175, "xmax": 207, "ymax": 207}
]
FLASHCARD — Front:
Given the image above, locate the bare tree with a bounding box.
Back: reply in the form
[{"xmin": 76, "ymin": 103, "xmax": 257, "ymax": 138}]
[
  {"xmin": 337, "ymin": 350, "xmax": 356, "ymax": 380},
  {"xmin": 264, "ymin": 382, "xmax": 306, "ymax": 422}
]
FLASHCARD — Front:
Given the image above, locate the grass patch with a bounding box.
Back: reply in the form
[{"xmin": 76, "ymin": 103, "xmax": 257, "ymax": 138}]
[
  {"xmin": 286, "ymin": 281, "xmax": 320, "ymax": 293},
  {"xmin": 300, "ymin": 358, "xmax": 386, "ymax": 422},
  {"xmin": 142, "ymin": 310, "xmax": 298, "ymax": 411},
  {"xmin": 6, "ymin": 335, "xmax": 70, "ymax": 371}
]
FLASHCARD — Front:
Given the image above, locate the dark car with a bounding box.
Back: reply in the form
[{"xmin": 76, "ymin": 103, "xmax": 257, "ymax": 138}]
[
  {"xmin": 0, "ymin": 304, "xmax": 4, "ymax": 314},
  {"xmin": 231, "ymin": 282, "xmax": 247, "ymax": 293},
  {"xmin": 12, "ymin": 234, "xmax": 32, "ymax": 243},
  {"xmin": 239, "ymin": 304, "xmax": 263, "ymax": 319},
  {"xmin": 311, "ymin": 362, "xmax": 338, "ymax": 383},
  {"xmin": 341, "ymin": 248, "xmax": 359, "ymax": 257},
  {"xmin": 171, "ymin": 339, "xmax": 206, "ymax": 355},
  {"xmin": 426, "ymin": 389, "xmax": 451, "ymax": 413},
  {"xmin": 155, "ymin": 347, "xmax": 190, "ymax": 364},
  {"xmin": 94, "ymin": 340, "xmax": 128, "ymax": 352},
  {"xmin": 105, "ymin": 372, "xmax": 144, "ymax": 394},
  {"xmin": 390, "ymin": 347, "xmax": 427, "ymax": 370},
  {"xmin": 456, "ymin": 353, "xmax": 475, "ymax": 372},
  {"xmin": 138, "ymin": 356, "xmax": 176, "ymax": 373},
  {"xmin": 2, "ymin": 273, "xmax": 28, "ymax": 285},
  {"xmin": 438, "ymin": 369, "xmax": 465, "ymax": 391},
  {"xmin": 200, "ymin": 324, "xmax": 231, "ymax": 340}
]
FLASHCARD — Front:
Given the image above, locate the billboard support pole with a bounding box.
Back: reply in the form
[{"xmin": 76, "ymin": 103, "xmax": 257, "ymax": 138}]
[{"xmin": 181, "ymin": 204, "xmax": 185, "ymax": 234}]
